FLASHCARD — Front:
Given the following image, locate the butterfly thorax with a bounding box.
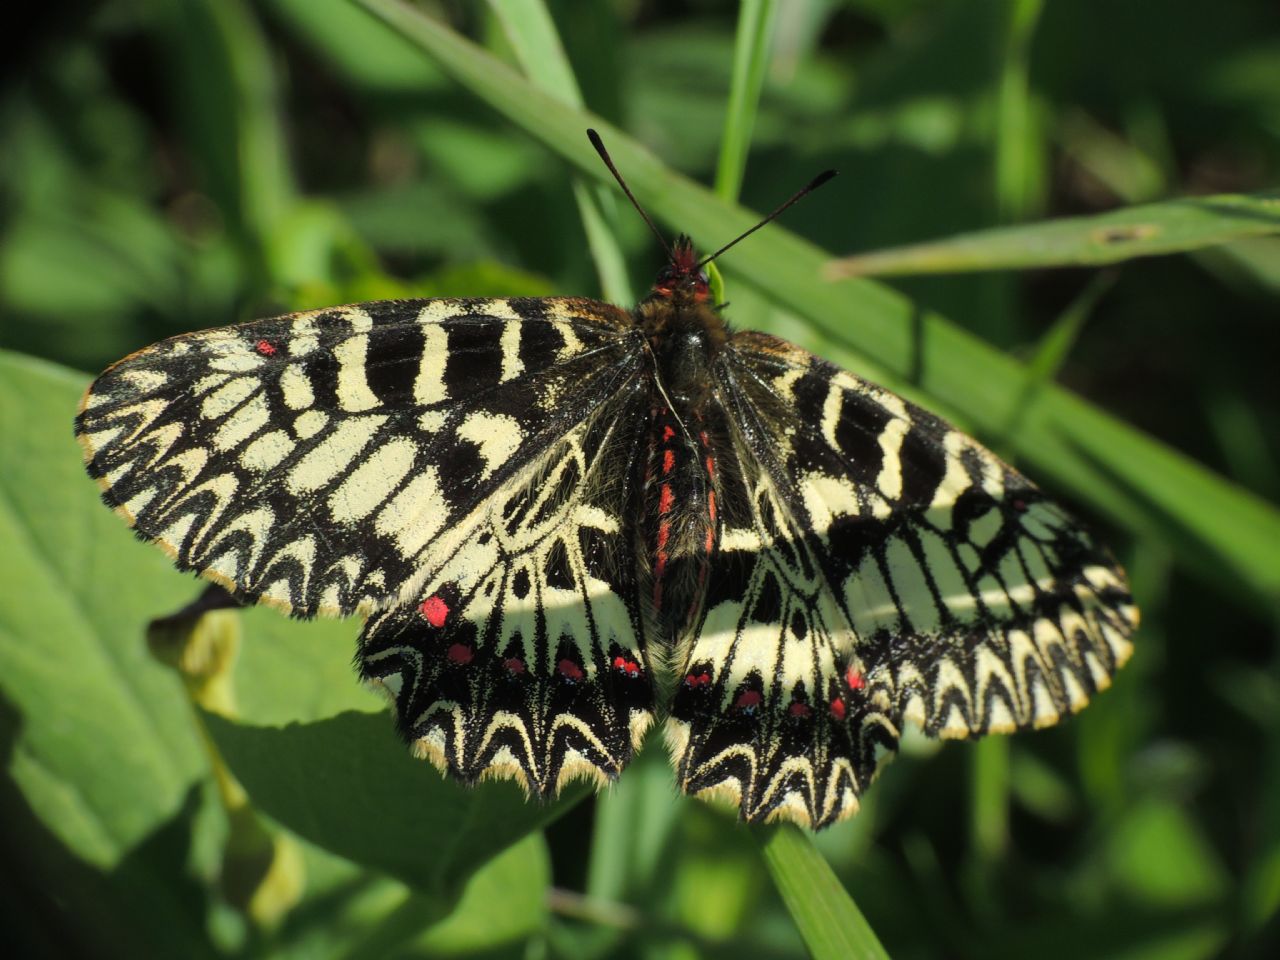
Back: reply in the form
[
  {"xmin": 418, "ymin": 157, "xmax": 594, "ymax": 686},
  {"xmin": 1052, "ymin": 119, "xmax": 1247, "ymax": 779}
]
[{"xmin": 636, "ymin": 236, "xmax": 728, "ymax": 399}]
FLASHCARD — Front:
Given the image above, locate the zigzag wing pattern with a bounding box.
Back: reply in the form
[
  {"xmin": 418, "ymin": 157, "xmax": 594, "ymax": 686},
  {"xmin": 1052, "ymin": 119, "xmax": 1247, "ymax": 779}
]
[
  {"xmin": 666, "ymin": 445, "xmax": 900, "ymax": 828},
  {"xmin": 76, "ymin": 297, "xmax": 642, "ymax": 617},
  {"xmin": 358, "ymin": 390, "xmax": 655, "ymax": 794},
  {"xmin": 721, "ymin": 332, "xmax": 1138, "ymax": 746}
]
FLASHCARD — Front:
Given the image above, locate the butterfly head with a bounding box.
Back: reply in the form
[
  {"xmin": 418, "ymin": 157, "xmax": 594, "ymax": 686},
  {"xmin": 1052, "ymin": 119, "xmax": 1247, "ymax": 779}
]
[{"xmin": 651, "ymin": 236, "xmax": 711, "ymax": 304}]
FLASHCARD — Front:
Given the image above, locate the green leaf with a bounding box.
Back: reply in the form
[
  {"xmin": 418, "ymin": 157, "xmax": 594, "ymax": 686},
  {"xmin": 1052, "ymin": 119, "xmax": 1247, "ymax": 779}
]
[
  {"xmin": 993, "ymin": 0, "xmax": 1046, "ymax": 223},
  {"xmin": 753, "ymin": 823, "xmax": 890, "ymax": 960},
  {"xmin": 826, "ymin": 191, "xmax": 1280, "ymax": 277},
  {"xmin": 486, "ymin": 0, "xmax": 633, "ymax": 304},
  {"xmin": 154, "ymin": 0, "xmax": 296, "ymax": 253},
  {"xmin": 0, "ymin": 350, "xmax": 216, "ymax": 957},
  {"xmin": 204, "ymin": 709, "xmax": 586, "ymax": 897},
  {"xmin": 586, "ymin": 741, "xmax": 684, "ymax": 902},
  {"xmin": 348, "ymin": 0, "xmax": 1280, "ymax": 616},
  {"xmin": 999, "ymin": 271, "xmax": 1114, "ymax": 443},
  {"xmin": 337, "ymin": 832, "xmax": 551, "ymax": 959},
  {"xmin": 415, "ymin": 832, "xmax": 551, "ymax": 954},
  {"xmin": 1105, "ymin": 800, "xmax": 1229, "ymax": 909},
  {"xmin": 969, "ymin": 737, "xmax": 1010, "ymax": 862},
  {"xmin": 715, "ymin": 0, "xmax": 778, "ymax": 203}
]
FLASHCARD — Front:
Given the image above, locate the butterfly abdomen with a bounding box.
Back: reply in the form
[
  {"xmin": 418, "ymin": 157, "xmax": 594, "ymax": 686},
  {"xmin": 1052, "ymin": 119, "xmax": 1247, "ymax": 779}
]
[{"xmin": 641, "ymin": 402, "xmax": 719, "ymax": 634}]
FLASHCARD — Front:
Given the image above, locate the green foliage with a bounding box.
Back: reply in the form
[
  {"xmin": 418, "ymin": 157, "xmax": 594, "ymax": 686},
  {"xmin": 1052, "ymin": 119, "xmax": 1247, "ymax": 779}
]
[
  {"xmin": 2, "ymin": 1, "xmax": 1278, "ymax": 958},
  {"xmin": 826, "ymin": 191, "xmax": 1280, "ymax": 276}
]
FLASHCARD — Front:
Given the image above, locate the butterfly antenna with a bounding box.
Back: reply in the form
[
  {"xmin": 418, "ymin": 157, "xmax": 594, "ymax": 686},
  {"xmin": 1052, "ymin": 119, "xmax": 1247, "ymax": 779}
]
[
  {"xmin": 695, "ymin": 169, "xmax": 837, "ymax": 270},
  {"xmin": 587, "ymin": 129, "xmax": 673, "ymax": 261}
]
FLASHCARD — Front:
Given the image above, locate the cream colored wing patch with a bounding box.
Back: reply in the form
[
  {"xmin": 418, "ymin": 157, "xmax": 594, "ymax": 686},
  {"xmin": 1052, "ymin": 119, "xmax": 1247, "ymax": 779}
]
[
  {"xmin": 669, "ymin": 331, "xmax": 1139, "ymax": 827},
  {"xmin": 359, "ymin": 398, "xmax": 655, "ymax": 796},
  {"xmin": 76, "ymin": 297, "xmax": 641, "ymax": 618},
  {"xmin": 667, "ymin": 451, "xmax": 899, "ymax": 829}
]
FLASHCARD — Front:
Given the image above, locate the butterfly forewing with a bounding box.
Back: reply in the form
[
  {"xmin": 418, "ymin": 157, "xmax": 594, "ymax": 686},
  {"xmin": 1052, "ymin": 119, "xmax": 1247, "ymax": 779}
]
[{"xmin": 77, "ymin": 297, "xmax": 642, "ymax": 618}]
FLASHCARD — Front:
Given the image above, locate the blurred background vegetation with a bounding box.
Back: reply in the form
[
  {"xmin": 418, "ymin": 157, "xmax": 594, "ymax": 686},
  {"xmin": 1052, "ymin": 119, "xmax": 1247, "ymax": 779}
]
[{"xmin": 2, "ymin": 1, "xmax": 1279, "ymax": 958}]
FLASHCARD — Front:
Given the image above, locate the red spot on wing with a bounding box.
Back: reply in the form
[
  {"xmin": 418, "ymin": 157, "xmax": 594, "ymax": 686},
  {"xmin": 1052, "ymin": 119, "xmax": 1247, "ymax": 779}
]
[
  {"xmin": 1012, "ymin": 498, "xmax": 1028, "ymax": 513},
  {"xmin": 503, "ymin": 657, "xmax": 526, "ymax": 675},
  {"xmin": 662, "ymin": 449, "xmax": 675, "ymax": 474},
  {"xmin": 557, "ymin": 658, "xmax": 584, "ymax": 682},
  {"xmin": 446, "ymin": 643, "xmax": 473, "ymax": 665},
  {"xmin": 662, "ymin": 425, "xmax": 675, "ymax": 442},
  {"xmin": 612, "ymin": 655, "xmax": 642, "ymax": 678},
  {"xmin": 734, "ymin": 690, "xmax": 763, "ymax": 712},
  {"xmin": 254, "ymin": 339, "xmax": 277, "ymax": 356},
  {"xmin": 684, "ymin": 671, "xmax": 712, "ymax": 688},
  {"xmin": 846, "ymin": 667, "xmax": 865, "ymax": 690},
  {"xmin": 420, "ymin": 595, "xmax": 449, "ymax": 628},
  {"xmin": 829, "ymin": 696, "xmax": 847, "ymax": 720},
  {"xmin": 788, "ymin": 701, "xmax": 812, "ymax": 718}
]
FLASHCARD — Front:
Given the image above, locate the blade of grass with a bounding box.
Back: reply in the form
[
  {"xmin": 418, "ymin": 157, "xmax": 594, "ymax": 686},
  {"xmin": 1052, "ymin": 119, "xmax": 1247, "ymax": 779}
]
[
  {"xmin": 753, "ymin": 823, "xmax": 890, "ymax": 960},
  {"xmin": 994, "ymin": 0, "xmax": 1045, "ymax": 223},
  {"xmin": 715, "ymin": 0, "xmax": 778, "ymax": 203},
  {"xmin": 1000, "ymin": 268, "xmax": 1115, "ymax": 448},
  {"xmin": 970, "ymin": 738, "xmax": 1010, "ymax": 863},
  {"xmin": 485, "ymin": 0, "xmax": 632, "ymax": 304},
  {"xmin": 826, "ymin": 191, "xmax": 1280, "ymax": 277},
  {"xmin": 160, "ymin": 0, "xmax": 296, "ymax": 283},
  {"xmin": 1204, "ymin": 387, "xmax": 1280, "ymax": 501},
  {"xmin": 1025, "ymin": 272, "xmax": 1113, "ymax": 386},
  {"xmin": 348, "ymin": 0, "xmax": 1280, "ymax": 613}
]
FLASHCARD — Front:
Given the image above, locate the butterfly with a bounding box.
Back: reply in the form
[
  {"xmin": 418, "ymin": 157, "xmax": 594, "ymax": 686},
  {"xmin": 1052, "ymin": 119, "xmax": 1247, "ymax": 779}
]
[{"xmin": 75, "ymin": 131, "xmax": 1137, "ymax": 828}]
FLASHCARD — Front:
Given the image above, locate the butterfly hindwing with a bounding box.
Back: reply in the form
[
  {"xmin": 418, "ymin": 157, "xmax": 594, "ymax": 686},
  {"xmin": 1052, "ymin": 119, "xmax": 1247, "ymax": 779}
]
[
  {"xmin": 76, "ymin": 297, "xmax": 643, "ymax": 617},
  {"xmin": 667, "ymin": 458, "xmax": 899, "ymax": 827},
  {"xmin": 359, "ymin": 393, "xmax": 656, "ymax": 793}
]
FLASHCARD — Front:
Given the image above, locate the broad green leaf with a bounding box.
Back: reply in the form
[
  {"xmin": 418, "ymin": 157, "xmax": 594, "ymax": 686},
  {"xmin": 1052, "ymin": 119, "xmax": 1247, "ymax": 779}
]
[
  {"xmin": 826, "ymin": 191, "xmax": 1280, "ymax": 277},
  {"xmin": 337, "ymin": 832, "xmax": 551, "ymax": 959},
  {"xmin": 1105, "ymin": 799, "xmax": 1229, "ymax": 908},
  {"xmin": 350, "ymin": 0, "xmax": 1280, "ymax": 613},
  {"xmin": 0, "ymin": 351, "xmax": 216, "ymax": 957},
  {"xmin": 753, "ymin": 823, "xmax": 889, "ymax": 960},
  {"xmin": 416, "ymin": 832, "xmax": 550, "ymax": 954},
  {"xmin": 0, "ymin": 347, "xmax": 572, "ymax": 949},
  {"xmin": 204, "ymin": 709, "xmax": 586, "ymax": 897}
]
